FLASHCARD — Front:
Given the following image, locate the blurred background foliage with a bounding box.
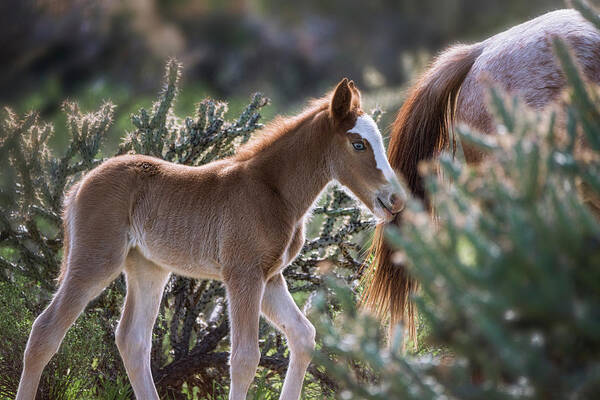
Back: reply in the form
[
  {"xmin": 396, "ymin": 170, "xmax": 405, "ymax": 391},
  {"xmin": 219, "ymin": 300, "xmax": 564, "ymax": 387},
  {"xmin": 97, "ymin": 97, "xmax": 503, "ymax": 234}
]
[{"xmin": 1, "ymin": 0, "xmax": 566, "ymax": 152}]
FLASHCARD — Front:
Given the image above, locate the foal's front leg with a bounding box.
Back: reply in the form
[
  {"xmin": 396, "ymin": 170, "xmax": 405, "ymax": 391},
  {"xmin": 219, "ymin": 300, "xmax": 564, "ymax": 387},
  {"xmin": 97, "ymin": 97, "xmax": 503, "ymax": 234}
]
[
  {"xmin": 224, "ymin": 267, "xmax": 265, "ymax": 400},
  {"xmin": 262, "ymin": 273, "xmax": 316, "ymax": 400}
]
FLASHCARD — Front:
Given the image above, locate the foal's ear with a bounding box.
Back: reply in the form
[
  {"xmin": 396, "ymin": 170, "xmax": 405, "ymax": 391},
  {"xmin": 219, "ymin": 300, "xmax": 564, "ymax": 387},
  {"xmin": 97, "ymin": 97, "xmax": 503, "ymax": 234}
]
[
  {"xmin": 348, "ymin": 80, "xmax": 362, "ymax": 108},
  {"xmin": 330, "ymin": 78, "xmax": 353, "ymax": 121}
]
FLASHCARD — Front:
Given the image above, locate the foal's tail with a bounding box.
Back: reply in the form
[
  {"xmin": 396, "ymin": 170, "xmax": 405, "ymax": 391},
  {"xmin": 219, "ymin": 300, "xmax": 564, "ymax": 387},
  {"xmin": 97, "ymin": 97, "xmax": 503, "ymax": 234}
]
[
  {"xmin": 361, "ymin": 43, "xmax": 484, "ymax": 340},
  {"xmin": 57, "ymin": 181, "xmax": 82, "ymax": 286}
]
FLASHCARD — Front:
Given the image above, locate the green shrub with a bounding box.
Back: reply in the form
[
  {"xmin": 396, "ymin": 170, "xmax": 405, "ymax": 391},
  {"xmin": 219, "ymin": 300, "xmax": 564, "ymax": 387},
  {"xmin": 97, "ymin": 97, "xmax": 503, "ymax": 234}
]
[{"xmin": 312, "ymin": 3, "xmax": 600, "ymax": 399}]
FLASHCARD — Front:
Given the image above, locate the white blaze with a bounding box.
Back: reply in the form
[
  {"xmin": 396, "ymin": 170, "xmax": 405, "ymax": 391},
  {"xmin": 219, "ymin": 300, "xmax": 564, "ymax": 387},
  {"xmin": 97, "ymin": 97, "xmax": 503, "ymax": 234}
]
[{"xmin": 347, "ymin": 114, "xmax": 397, "ymax": 182}]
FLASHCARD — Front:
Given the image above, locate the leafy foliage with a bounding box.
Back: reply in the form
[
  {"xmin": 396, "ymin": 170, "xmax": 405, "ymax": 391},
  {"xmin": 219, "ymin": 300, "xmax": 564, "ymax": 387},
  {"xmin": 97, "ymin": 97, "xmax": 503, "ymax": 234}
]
[{"xmin": 313, "ymin": 3, "xmax": 600, "ymax": 399}]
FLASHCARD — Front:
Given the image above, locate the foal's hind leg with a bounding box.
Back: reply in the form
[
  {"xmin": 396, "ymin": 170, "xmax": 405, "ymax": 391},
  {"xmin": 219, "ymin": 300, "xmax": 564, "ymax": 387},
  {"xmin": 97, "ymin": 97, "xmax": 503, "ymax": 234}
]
[
  {"xmin": 115, "ymin": 250, "xmax": 169, "ymax": 400},
  {"xmin": 16, "ymin": 246, "xmax": 127, "ymax": 400},
  {"xmin": 261, "ymin": 273, "xmax": 316, "ymax": 400}
]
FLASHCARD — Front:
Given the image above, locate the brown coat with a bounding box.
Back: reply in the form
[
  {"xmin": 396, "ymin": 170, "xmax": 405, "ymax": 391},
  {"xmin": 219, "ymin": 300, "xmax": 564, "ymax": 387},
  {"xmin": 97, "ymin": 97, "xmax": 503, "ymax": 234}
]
[
  {"xmin": 17, "ymin": 78, "xmax": 404, "ymax": 400},
  {"xmin": 364, "ymin": 8, "xmax": 600, "ymax": 341}
]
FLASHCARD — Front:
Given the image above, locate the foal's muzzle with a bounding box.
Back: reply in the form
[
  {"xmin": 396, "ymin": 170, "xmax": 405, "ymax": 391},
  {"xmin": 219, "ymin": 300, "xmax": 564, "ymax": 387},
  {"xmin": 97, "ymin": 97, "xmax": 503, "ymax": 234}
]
[
  {"xmin": 374, "ymin": 184, "xmax": 406, "ymax": 222},
  {"xmin": 377, "ymin": 192, "xmax": 404, "ymax": 215}
]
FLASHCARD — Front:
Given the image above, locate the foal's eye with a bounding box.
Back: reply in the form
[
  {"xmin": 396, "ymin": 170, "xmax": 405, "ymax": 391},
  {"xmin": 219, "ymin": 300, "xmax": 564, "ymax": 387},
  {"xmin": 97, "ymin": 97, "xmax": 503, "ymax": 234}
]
[{"xmin": 352, "ymin": 141, "xmax": 366, "ymax": 151}]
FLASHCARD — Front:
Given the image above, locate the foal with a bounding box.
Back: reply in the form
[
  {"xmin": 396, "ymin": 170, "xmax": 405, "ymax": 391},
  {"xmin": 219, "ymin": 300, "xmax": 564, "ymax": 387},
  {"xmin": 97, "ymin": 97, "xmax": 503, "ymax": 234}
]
[{"xmin": 16, "ymin": 78, "xmax": 404, "ymax": 400}]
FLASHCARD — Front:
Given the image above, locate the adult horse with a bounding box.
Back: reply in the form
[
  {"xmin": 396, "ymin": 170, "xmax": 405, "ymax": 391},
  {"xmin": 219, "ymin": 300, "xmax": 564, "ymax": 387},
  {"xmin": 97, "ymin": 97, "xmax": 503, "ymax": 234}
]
[
  {"xmin": 363, "ymin": 9, "xmax": 600, "ymax": 338},
  {"xmin": 16, "ymin": 79, "xmax": 405, "ymax": 400}
]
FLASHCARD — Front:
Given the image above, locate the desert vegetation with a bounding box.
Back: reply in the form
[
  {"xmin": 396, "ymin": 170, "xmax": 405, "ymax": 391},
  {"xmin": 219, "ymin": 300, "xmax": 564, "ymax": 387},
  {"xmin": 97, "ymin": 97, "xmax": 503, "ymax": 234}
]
[{"xmin": 1, "ymin": 0, "xmax": 600, "ymax": 399}]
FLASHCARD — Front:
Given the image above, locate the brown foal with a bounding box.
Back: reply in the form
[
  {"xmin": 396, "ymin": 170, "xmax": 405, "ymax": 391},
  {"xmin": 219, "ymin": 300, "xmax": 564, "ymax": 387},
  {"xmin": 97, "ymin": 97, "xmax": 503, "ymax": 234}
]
[{"xmin": 16, "ymin": 78, "xmax": 405, "ymax": 400}]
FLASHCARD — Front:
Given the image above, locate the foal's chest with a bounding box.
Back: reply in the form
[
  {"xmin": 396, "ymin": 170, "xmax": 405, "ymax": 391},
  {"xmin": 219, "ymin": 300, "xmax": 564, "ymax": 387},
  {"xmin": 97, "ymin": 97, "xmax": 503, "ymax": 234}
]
[
  {"xmin": 265, "ymin": 223, "xmax": 305, "ymax": 279},
  {"xmin": 285, "ymin": 224, "xmax": 305, "ymax": 264}
]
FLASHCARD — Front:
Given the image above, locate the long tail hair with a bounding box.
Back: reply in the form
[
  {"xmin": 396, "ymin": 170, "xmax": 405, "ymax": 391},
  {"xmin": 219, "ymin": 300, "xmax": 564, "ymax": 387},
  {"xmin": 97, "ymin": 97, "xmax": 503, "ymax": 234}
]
[{"xmin": 361, "ymin": 43, "xmax": 484, "ymax": 340}]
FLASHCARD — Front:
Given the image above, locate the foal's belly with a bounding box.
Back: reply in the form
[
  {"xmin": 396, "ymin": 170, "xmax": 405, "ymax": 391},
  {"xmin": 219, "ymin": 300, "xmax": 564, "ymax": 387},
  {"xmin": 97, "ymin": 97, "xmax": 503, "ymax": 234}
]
[
  {"xmin": 132, "ymin": 227, "xmax": 305, "ymax": 282},
  {"xmin": 157, "ymin": 257, "xmax": 223, "ymax": 281},
  {"xmin": 135, "ymin": 241, "xmax": 224, "ymax": 280},
  {"xmin": 129, "ymin": 200, "xmax": 226, "ymax": 279},
  {"xmin": 129, "ymin": 221, "xmax": 224, "ymax": 280}
]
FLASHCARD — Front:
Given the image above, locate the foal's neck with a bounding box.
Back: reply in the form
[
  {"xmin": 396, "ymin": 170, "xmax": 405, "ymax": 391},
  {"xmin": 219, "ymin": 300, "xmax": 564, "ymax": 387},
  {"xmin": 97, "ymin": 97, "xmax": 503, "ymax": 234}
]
[{"xmin": 245, "ymin": 113, "xmax": 332, "ymax": 221}]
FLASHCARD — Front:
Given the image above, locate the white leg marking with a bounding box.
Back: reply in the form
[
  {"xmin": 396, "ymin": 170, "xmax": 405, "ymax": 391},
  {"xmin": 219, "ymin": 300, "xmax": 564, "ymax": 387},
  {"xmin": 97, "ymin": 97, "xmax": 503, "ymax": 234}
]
[
  {"xmin": 262, "ymin": 274, "xmax": 316, "ymax": 400},
  {"xmin": 116, "ymin": 252, "xmax": 169, "ymax": 400},
  {"xmin": 227, "ymin": 275, "xmax": 265, "ymax": 400}
]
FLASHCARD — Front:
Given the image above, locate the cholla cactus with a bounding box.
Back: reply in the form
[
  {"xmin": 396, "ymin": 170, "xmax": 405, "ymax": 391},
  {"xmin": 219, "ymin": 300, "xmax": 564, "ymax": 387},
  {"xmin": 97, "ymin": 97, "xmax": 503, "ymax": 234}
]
[
  {"xmin": 0, "ymin": 101, "xmax": 115, "ymax": 291},
  {"xmin": 0, "ymin": 58, "xmax": 371, "ymax": 397},
  {"xmin": 0, "ymin": 101, "xmax": 118, "ymax": 397}
]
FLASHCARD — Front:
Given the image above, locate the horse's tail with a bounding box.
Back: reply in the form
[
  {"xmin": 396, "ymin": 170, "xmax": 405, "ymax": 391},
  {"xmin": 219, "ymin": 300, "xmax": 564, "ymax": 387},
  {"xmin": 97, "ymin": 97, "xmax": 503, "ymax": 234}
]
[
  {"xmin": 56, "ymin": 181, "xmax": 82, "ymax": 286},
  {"xmin": 361, "ymin": 43, "xmax": 484, "ymax": 340}
]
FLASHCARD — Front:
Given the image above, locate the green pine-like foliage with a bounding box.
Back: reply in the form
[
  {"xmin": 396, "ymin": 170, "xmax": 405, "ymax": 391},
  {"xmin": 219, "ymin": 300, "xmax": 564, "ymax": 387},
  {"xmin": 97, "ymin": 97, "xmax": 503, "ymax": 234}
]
[{"xmin": 312, "ymin": 2, "xmax": 600, "ymax": 399}]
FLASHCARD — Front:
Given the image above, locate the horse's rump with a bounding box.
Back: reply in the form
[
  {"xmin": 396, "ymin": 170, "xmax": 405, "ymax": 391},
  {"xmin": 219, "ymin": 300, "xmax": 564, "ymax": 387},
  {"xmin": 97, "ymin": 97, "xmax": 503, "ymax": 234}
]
[{"xmin": 362, "ymin": 8, "xmax": 600, "ymax": 341}]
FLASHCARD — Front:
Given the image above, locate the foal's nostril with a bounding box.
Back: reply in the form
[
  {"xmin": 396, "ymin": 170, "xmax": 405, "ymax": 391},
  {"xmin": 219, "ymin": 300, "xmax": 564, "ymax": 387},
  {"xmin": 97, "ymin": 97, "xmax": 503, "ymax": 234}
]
[{"xmin": 388, "ymin": 193, "xmax": 404, "ymax": 214}]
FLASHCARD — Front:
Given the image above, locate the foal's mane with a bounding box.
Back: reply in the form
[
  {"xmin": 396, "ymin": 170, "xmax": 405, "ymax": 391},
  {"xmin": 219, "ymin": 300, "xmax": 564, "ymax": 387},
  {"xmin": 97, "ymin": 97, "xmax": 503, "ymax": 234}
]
[{"xmin": 234, "ymin": 97, "xmax": 330, "ymax": 161}]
